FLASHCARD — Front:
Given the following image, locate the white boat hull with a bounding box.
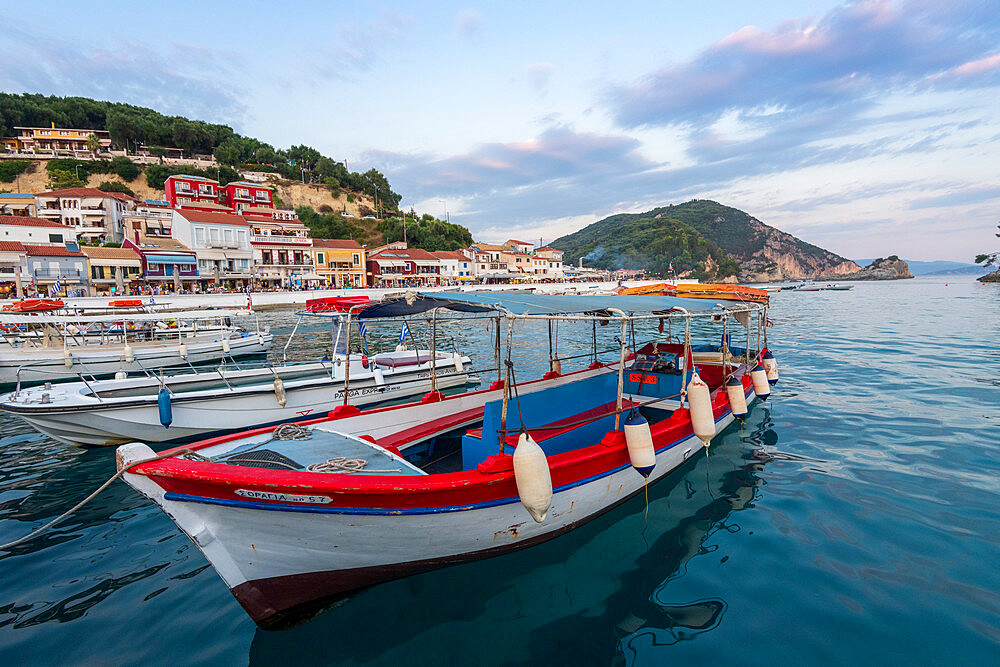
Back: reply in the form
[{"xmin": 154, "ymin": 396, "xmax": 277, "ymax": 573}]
[
  {"xmin": 120, "ymin": 379, "xmax": 752, "ymax": 626},
  {"xmin": 0, "ymin": 332, "xmax": 271, "ymax": 385}
]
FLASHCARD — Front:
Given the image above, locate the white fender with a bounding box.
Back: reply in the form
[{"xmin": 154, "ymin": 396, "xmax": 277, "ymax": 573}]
[
  {"xmin": 115, "ymin": 370, "xmax": 127, "ymax": 380},
  {"xmin": 763, "ymin": 350, "xmax": 779, "ymax": 385},
  {"xmin": 273, "ymin": 376, "xmax": 287, "ymax": 407},
  {"xmin": 624, "ymin": 411, "xmax": 655, "ymax": 477},
  {"xmin": 751, "ymin": 364, "xmax": 770, "ymax": 400},
  {"xmin": 123, "ymin": 344, "xmax": 135, "ymax": 364},
  {"xmin": 453, "ymin": 352, "xmax": 463, "ymax": 373},
  {"xmin": 222, "ymin": 338, "xmax": 231, "ymax": 354},
  {"xmin": 513, "ymin": 432, "xmax": 552, "ymax": 523},
  {"xmin": 687, "ymin": 372, "xmax": 715, "ymax": 447},
  {"xmin": 63, "ymin": 350, "xmax": 73, "ymax": 369},
  {"xmin": 725, "ymin": 376, "xmax": 748, "ymax": 420},
  {"xmin": 373, "ymin": 367, "xmax": 385, "ymax": 385},
  {"xmin": 177, "ymin": 343, "xmax": 188, "ymax": 360}
]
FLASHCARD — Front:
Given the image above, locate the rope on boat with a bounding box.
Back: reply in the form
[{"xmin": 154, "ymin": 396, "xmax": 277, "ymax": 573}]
[
  {"xmin": 306, "ymin": 457, "xmax": 401, "ymax": 474},
  {"xmin": 0, "ymin": 448, "xmax": 202, "ymax": 552}
]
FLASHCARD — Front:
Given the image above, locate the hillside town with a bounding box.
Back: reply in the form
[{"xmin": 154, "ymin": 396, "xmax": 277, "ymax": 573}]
[{"xmin": 0, "ymin": 126, "xmax": 629, "ymax": 298}]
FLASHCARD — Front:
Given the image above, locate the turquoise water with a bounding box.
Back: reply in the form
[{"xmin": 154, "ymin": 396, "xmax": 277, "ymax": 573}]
[{"xmin": 1, "ymin": 279, "xmax": 998, "ymax": 665}]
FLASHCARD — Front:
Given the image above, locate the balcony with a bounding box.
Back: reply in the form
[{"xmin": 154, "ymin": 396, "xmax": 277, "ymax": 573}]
[
  {"xmin": 251, "ymin": 234, "xmax": 310, "ymax": 244},
  {"xmin": 205, "ymin": 241, "xmax": 241, "ymax": 249},
  {"xmin": 32, "ymin": 269, "xmax": 85, "ymax": 281}
]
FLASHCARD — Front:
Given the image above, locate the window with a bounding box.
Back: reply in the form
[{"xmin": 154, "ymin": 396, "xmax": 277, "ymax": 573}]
[
  {"xmin": 48, "ymin": 233, "xmax": 63, "ymax": 243},
  {"xmin": 224, "ymin": 229, "xmax": 233, "ymax": 243},
  {"xmin": 262, "ymin": 251, "xmax": 272, "ymax": 264},
  {"xmin": 240, "ymin": 259, "xmax": 248, "ymax": 269},
  {"xmin": 237, "ymin": 230, "xmax": 246, "ymax": 244},
  {"xmin": 352, "ymin": 253, "xmax": 360, "ymax": 265},
  {"xmin": 194, "ymin": 227, "xmax": 205, "ymax": 245},
  {"xmin": 316, "ymin": 252, "xmax": 325, "ymax": 265},
  {"xmin": 209, "ymin": 228, "xmax": 220, "ymax": 243}
]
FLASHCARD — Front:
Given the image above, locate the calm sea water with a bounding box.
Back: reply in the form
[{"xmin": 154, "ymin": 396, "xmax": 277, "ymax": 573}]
[{"xmin": 1, "ymin": 279, "xmax": 998, "ymax": 665}]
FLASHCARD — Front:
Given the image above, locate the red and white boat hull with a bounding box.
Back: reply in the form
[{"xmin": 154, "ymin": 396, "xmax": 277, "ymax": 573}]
[{"xmin": 119, "ymin": 377, "xmax": 755, "ymax": 627}]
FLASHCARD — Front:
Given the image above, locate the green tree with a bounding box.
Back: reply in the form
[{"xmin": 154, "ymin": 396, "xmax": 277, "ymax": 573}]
[
  {"xmin": 97, "ymin": 180, "xmax": 136, "ymax": 197},
  {"xmin": 110, "ymin": 155, "xmax": 139, "ymax": 181},
  {"xmin": 48, "ymin": 169, "xmax": 85, "ymax": 189},
  {"xmin": 213, "ymin": 138, "xmax": 243, "ymax": 166},
  {"xmin": 86, "ymin": 133, "xmax": 101, "ymax": 154},
  {"xmin": 975, "ymin": 223, "xmax": 1000, "ymax": 270},
  {"xmin": 0, "ymin": 160, "xmax": 29, "ymax": 183}
]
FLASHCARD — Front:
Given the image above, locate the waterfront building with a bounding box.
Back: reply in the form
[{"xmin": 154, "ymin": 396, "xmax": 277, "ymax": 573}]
[
  {"xmin": 366, "ymin": 245, "xmax": 441, "ymax": 288},
  {"xmin": 244, "ymin": 207, "xmax": 314, "ymax": 289},
  {"xmin": 80, "ymin": 246, "xmax": 142, "ymax": 295},
  {"xmin": 0, "ymin": 215, "xmax": 76, "ymax": 246},
  {"xmin": 0, "ymin": 193, "xmax": 37, "ymax": 217},
  {"xmin": 24, "ymin": 243, "xmax": 88, "ymax": 296},
  {"xmin": 504, "ymin": 239, "xmax": 534, "ymax": 254},
  {"xmin": 432, "ymin": 250, "xmax": 473, "ymax": 282},
  {"xmin": 312, "ymin": 239, "xmax": 366, "ymax": 288},
  {"xmin": 34, "ymin": 188, "xmax": 135, "ymax": 243},
  {"xmin": 170, "ymin": 208, "xmax": 252, "ymax": 289},
  {"xmin": 122, "ymin": 208, "xmax": 199, "ymax": 291},
  {"xmin": 535, "ymin": 246, "xmax": 564, "ymax": 278},
  {"xmin": 0, "ymin": 241, "xmax": 28, "ymax": 298}
]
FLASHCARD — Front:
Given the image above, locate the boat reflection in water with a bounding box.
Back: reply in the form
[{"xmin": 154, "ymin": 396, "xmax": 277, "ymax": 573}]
[{"xmin": 248, "ymin": 406, "xmax": 778, "ymax": 665}]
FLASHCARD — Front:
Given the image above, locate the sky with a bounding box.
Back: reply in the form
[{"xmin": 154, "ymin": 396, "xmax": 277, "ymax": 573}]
[{"xmin": 2, "ymin": 0, "xmax": 999, "ymax": 262}]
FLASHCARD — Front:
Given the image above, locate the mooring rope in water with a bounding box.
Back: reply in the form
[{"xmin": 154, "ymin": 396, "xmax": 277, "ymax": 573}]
[{"xmin": 0, "ymin": 447, "xmax": 202, "ymax": 552}]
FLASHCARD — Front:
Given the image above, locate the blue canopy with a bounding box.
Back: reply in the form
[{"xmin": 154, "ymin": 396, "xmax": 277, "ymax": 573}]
[{"xmin": 351, "ymin": 291, "xmax": 747, "ymax": 319}]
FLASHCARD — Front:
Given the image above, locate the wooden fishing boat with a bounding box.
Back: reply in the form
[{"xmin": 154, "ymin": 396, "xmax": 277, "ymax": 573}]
[
  {"xmin": 675, "ymin": 283, "xmax": 769, "ymax": 303},
  {"xmin": 617, "ymin": 283, "xmax": 677, "ymax": 296},
  {"xmin": 117, "ymin": 292, "xmax": 778, "ymax": 628}
]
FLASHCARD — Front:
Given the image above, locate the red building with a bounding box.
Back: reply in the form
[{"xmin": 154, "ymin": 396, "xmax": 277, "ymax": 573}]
[
  {"xmin": 222, "ymin": 181, "xmax": 274, "ymax": 212},
  {"xmin": 164, "ymin": 175, "xmax": 220, "ymax": 209},
  {"xmin": 366, "ymin": 246, "xmax": 441, "ymax": 287}
]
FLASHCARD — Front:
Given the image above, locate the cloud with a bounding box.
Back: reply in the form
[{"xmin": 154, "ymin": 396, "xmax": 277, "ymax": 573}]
[
  {"xmin": 908, "ymin": 185, "xmax": 1000, "ymax": 209},
  {"xmin": 607, "ymin": 0, "xmax": 1000, "ymax": 129},
  {"xmin": 454, "ymin": 9, "xmax": 482, "ymax": 38},
  {"xmin": 522, "ymin": 62, "xmax": 555, "ymax": 94},
  {"xmin": 319, "ymin": 10, "xmax": 414, "ymax": 79},
  {"xmin": 0, "ymin": 24, "xmax": 245, "ymax": 126}
]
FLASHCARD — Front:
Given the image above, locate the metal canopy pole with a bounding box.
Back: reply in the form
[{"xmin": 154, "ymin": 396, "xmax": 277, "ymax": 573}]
[
  {"xmin": 607, "ymin": 308, "xmax": 628, "ymax": 430},
  {"xmin": 430, "ymin": 308, "xmax": 438, "ymax": 394}
]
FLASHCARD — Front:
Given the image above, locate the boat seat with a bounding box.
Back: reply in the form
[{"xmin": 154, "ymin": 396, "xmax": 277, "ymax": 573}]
[{"xmin": 374, "ymin": 352, "xmax": 451, "ymax": 368}]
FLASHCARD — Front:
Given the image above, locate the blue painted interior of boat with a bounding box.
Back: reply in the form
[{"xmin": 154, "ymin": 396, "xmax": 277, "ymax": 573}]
[{"xmin": 461, "ymin": 373, "xmax": 620, "ymax": 470}]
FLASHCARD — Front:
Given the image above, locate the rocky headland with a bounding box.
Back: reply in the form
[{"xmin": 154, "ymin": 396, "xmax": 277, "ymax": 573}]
[{"xmin": 831, "ymin": 255, "xmax": 914, "ymax": 281}]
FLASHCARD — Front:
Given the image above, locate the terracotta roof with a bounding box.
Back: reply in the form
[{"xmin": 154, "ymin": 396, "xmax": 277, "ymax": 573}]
[
  {"xmin": 175, "ymin": 201, "xmax": 231, "ymax": 212},
  {"xmin": 472, "ymin": 243, "xmax": 507, "ymax": 251},
  {"xmin": 0, "ymin": 241, "xmax": 26, "ymax": 252},
  {"xmin": 38, "ymin": 187, "xmax": 117, "ymax": 198},
  {"xmin": 80, "ymin": 246, "xmax": 141, "ymax": 260},
  {"xmin": 0, "ymin": 215, "xmax": 72, "ymax": 229},
  {"xmin": 128, "ymin": 237, "xmax": 194, "ymax": 252},
  {"xmin": 313, "ymin": 238, "xmax": 363, "ymax": 250},
  {"xmin": 535, "ymin": 246, "xmax": 561, "ymax": 253},
  {"xmin": 227, "ymin": 181, "xmax": 272, "ymax": 190},
  {"xmin": 506, "ymin": 239, "xmax": 532, "ymax": 245},
  {"xmin": 174, "ymin": 209, "xmax": 249, "ymax": 226},
  {"xmin": 370, "ymin": 247, "xmax": 438, "ymax": 261},
  {"xmin": 24, "ymin": 244, "xmax": 85, "ymax": 257},
  {"xmin": 432, "ymin": 251, "xmax": 469, "ymax": 261}
]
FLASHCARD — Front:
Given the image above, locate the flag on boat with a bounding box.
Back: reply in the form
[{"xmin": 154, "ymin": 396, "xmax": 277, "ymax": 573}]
[
  {"xmin": 246, "ymin": 289, "xmax": 253, "ymax": 312},
  {"xmin": 766, "ymin": 316, "xmax": 774, "ymax": 327},
  {"xmin": 668, "ymin": 261, "xmax": 674, "ymax": 272},
  {"xmin": 399, "ymin": 321, "xmax": 410, "ymax": 342},
  {"xmin": 358, "ymin": 321, "xmax": 369, "ymax": 358},
  {"xmin": 51, "ymin": 278, "xmax": 61, "ymax": 296},
  {"xmin": 358, "ymin": 321, "xmax": 367, "ymax": 338}
]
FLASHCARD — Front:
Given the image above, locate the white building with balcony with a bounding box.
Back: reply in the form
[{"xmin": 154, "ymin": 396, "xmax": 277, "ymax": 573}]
[
  {"xmin": 171, "ymin": 207, "xmax": 253, "ymax": 288},
  {"xmin": 34, "ymin": 187, "xmax": 135, "ymax": 243},
  {"xmin": 243, "ymin": 208, "xmax": 315, "ymax": 289}
]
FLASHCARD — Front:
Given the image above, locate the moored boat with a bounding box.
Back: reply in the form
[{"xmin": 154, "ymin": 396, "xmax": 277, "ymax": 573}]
[{"xmin": 116, "ymin": 292, "xmax": 777, "ymax": 628}]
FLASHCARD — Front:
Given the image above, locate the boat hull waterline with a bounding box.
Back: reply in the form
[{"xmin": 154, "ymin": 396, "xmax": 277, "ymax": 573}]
[{"xmin": 120, "ymin": 377, "xmax": 756, "ymax": 627}]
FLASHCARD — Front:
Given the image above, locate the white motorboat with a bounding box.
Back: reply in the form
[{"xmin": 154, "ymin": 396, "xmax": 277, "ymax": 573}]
[
  {"xmin": 0, "ymin": 310, "xmax": 271, "ymax": 386},
  {"xmin": 0, "ymin": 348, "xmax": 474, "ymax": 446}
]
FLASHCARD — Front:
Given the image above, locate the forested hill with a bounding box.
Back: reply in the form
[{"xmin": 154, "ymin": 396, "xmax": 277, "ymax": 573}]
[
  {"xmin": 551, "ymin": 200, "xmax": 861, "ymax": 282},
  {"xmin": 0, "ymin": 92, "xmax": 399, "ymax": 210}
]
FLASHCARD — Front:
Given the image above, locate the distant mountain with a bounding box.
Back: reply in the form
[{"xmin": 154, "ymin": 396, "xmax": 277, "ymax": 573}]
[
  {"xmin": 854, "ymin": 259, "xmax": 983, "ymax": 276},
  {"xmin": 551, "ymin": 200, "xmax": 858, "ymax": 282}
]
